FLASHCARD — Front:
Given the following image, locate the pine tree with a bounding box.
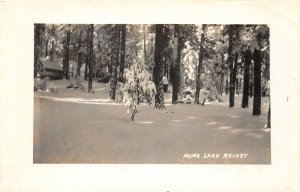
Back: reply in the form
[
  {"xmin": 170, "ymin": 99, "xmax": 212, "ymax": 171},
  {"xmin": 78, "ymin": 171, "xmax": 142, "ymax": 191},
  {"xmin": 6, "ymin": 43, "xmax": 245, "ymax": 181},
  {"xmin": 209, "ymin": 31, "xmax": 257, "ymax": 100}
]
[
  {"xmin": 88, "ymin": 24, "xmax": 94, "ymax": 92},
  {"xmin": 76, "ymin": 30, "xmax": 82, "ymax": 78},
  {"xmin": 153, "ymin": 24, "xmax": 165, "ymax": 109},
  {"xmin": 110, "ymin": 25, "xmax": 121, "ymax": 100},
  {"xmin": 63, "ymin": 29, "xmax": 71, "ymax": 80},
  {"xmin": 241, "ymin": 47, "xmax": 251, "ymax": 108},
  {"xmin": 267, "ymin": 102, "xmax": 271, "ymax": 128},
  {"xmin": 119, "ymin": 24, "xmax": 126, "ymax": 82},
  {"xmin": 252, "ymin": 48, "xmax": 261, "ymax": 115},
  {"xmin": 172, "ymin": 24, "xmax": 182, "ymax": 104},
  {"xmin": 194, "ymin": 24, "xmax": 205, "ymax": 104},
  {"xmin": 230, "ymin": 51, "xmax": 239, "ymax": 105},
  {"xmin": 34, "ymin": 24, "xmax": 45, "ymax": 78},
  {"xmin": 228, "ymin": 25, "xmax": 240, "ymax": 108},
  {"xmin": 122, "ymin": 63, "xmax": 156, "ymax": 121}
]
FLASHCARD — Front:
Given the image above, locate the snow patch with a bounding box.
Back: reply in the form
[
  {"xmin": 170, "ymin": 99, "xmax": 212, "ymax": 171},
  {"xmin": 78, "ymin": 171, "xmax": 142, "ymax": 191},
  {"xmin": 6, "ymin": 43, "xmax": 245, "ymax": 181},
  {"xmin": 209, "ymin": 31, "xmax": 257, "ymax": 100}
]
[
  {"xmin": 172, "ymin": 119, "xmax": 182, "ymax": 122},
  {"xmin": 186, "ymin": 116, "xmax": 197, "ymax": 119},
  {"xmin": 218, "ymin": 126, "xmax": 232, "ymax": 130},
  {"xmin": 135, "ymin": 121, "xmax": 155, "ymax": 124},
  {"xmin": 94, "ymin": 88, "xmax": 105, "ymax": 91},
  {"xmin": 229, "ymin": 115, "xmax": 240, "ymax": 119},
  {"xmin": 206, "ymin": 121, "xmax": 217, "ymax": 125},
  {"xmin": 230, "ymin": 129, "xmax": 246, "ymax": 134},
  {"xmin": 38, "ymin": 96, "xmax": 124, "ymax": 106}
]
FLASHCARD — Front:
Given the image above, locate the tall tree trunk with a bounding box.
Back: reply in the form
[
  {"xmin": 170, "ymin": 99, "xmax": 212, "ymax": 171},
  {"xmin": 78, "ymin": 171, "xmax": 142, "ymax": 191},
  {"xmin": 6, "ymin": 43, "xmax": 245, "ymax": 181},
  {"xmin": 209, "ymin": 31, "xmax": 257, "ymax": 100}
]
[
  {"xmin": 34, "ymin": 24, "xmax": 44, "ymax": 78},
  {"xmin": 162, "ymin": 26, "xmax": 171, "ymax": 78},
  {"xmin": 119, "ymin": 24, "xmax": 126, "ymax": 82},
  {"xmin": 249, "ymin": 59, "xmax": 254, "ymax": 97},
  {"xmin": 76, "ymin": 30, "xmax": 82, "ymax": 78},
  {"xmin": 225, "ymin": 75, "xmax": 228, "ymax": 95},
  {"xmin": 172, "ymin": 24, "xmax": 183, "ymax": 104},
  {"xmin": 229, "ymin": 51, "xmax": 238, "ymax": 107},
  {"xmin": 236, "ymin": 78, "xmax": 239, "ymax": 94},
  {"xmin": 253, "ymin": 48, "xmax": 261, "ymax": 115},
  {"xmin": 228, "ymin": 25, "xmax": 240, "ymax": 107},
  {"xmin": 228, "ymin": 26, "xmax": 235, "ymax": 107},
  {"xmin": 71, "ymin": 61, "xmax": 74, "ymax": 78},
  {"xmin": 84, "ymin": 55, "xmax": 88, "ymax": 81},
  {"xmin": 63, "ymin": 30, "xmax": 71, "ymax": 80},
  {"xmin": 110, "ymin": 24, "xmax": 120, "ymax": 100},
  {"xmin": 242, "ymin": 48, "xmax": 251, "ymax": 108},
  {"xmin": 88, "ymin": 24, "xmax": 94, "ymax": 92},
  {"xmin": 220, "ymin": 73, "xmax": 224, "ymax": 95},
  {"xmin": 229, "ymin": 56, "xmax": 234, "ymax": 107},
  {"xmin": 153, "ymin": 24, "xmax": 165, "ymax": 109},
  {"xmin": 219, "ymin": 54, "xmax": 225, "ymax": 95},
  {"xmin": 195, "ymin": 25, "xmax": 205, "ymax": 104},
  {"xmin": 169, "ymin": 59, "xmax": 174, "ymax": 84},
  {"xmin": 249, "ymin": 82, "xmax": 253, "ymax": 97},
  {"xmin": 233, "ymin": 52, "xmax": 238, "ymax": 92},
  {"xmin": 84, "ymin": 29, "xmax": 90, "ymax": 81},
  {"xmin": 44, "ymin": 38, "xmax": 49, "ymax": 57},
  {"xmin": 50, "ymin": 41, "xmax": 54, "ymax": 62},
  {"xmin": 65, "ymin": 31, "xmax": 71, "ymax": 79},
  {"xmin": 143, "ymin": 25, "xmax": 147, "ymax": 64},
  {"xmin": 234, "ymin": 53, "xmax": 239, "ymax": 87},
  {"xmin": 267, "ymin": 100, "xmax": 271, "ymax": 128}
]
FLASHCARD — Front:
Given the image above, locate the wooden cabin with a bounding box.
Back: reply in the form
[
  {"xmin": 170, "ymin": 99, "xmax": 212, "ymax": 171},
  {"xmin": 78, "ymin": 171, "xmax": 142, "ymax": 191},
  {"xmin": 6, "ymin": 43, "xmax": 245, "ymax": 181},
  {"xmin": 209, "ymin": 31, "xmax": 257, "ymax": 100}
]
[{"xmin": 39, "ymin": 60, "xmax": 64, "ymax": 80}]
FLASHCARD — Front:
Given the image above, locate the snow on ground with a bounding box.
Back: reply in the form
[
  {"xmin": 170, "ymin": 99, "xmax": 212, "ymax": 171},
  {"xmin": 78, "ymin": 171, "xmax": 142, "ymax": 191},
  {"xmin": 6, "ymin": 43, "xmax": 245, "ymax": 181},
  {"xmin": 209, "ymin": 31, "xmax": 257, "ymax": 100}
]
[{"xmin": 34, "ymin": 79, "xmax": 271, "ymax": 164}]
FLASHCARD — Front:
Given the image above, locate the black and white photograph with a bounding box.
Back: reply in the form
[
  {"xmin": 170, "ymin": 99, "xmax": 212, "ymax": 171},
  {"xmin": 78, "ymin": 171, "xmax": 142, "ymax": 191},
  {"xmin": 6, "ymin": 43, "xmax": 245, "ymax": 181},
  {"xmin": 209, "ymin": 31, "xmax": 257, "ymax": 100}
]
[
  {"xmin": 33, "ymin": 24, "xmax": 271, "ymax": 164},
  {"xmin": 1, "ymin": 1, "xmax": 300, "ymax": 191}
]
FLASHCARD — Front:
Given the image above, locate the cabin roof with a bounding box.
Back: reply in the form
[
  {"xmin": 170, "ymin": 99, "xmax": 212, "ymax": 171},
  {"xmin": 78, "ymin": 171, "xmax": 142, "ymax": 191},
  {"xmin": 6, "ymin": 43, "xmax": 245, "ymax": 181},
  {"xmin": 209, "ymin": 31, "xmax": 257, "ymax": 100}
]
[{"xmin": 39, "ymin": 59, "xmax": 63, "ymax": 71}]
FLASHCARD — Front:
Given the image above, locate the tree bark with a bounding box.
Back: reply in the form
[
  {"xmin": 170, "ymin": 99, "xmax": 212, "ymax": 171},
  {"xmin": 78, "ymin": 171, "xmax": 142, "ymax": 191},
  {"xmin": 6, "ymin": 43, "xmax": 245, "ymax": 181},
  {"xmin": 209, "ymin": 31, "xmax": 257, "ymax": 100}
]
[
  {"xmin": 71, "ymin": 61, "xmax": 74, "ymax": 78},
  {"xmin": 34, "ymin": 24, "xmax": 44, "ymax": 78},
  {"xmin": 249, "ymin": 82, "xmax": 253, "ymax": 97},
  {"xmin": 219, "ymin": 54, "xmax": 225, "ymax": 95},
  {"xmin": 242, "ymin": 48, "xmax": 251, "ymax": 108},
  {"xmin": 84, "ymin": 28, "xmax": 90, "ymax": 81},
  {"xmin": 63, "ymin": 30, "xmax": 71, "ymax": 80},
  {"xmin": 225, "ymin": 75, "xmax": 228, "ymax": 95},
  {"xmin": 194, "ymin": 25, "xmax": 205, "ymax": 104},
  {"xmin": 44, "ymin": 38, "xmax": 49, "ymax": 58},
  {"xmin": 110, "ymin": 24, "xmax": 121, "ymax": 100},
  {"xmin": 227, "ymin": 26, "xmax": 235, "ymax": 107},
  {"xmin": 267, "ymin": 101, "xmax": 271, "ymax": 128},
  {"xmin": 219, "ymin": 73, "xmax": 224, "ymax": 95},
  {"xmin": 253, "ymin": 48, "xmax": 261, "ymax": 115},
  {"xmin": 153, "ymin": 24, "xmax": 165, "ymax": 109},
  {"xmin": 236, "ymin": 78, "xmax": 239, "ymax": 94},
  {"xmin": 229, "ymin": 51, "xmax": 239, "ymax": 106},
  {"xmin": 50, "ymin": 41, "xmax": 54, "ymax": 62},
  {"xmin": 84, "ymin": 55, "xmax": 88, "ymax": 80},
  {"xmin": 65, "ymin": 31, "xmax": 71, "ymax": 79},
  {"xmin": 76, "ymin": 30, "xmax": 82, "ymax": 78},
  {"xmin": 88, "ymin": 24, "xmax": 94, "ymax": 92},
  {"xmin": 119, "ymin": 24, "xmax": 126, "ymax": 82},
  {"xmin": 172, "ymin": 24, "xmax": 183, "ymax": 104},
  {"xmin": 143, "ymin": 25, "xmax": 147, "ymax": 65},
  {"xmin": 163, "ymin": 26, "xmax": 171, "ymax": 78},
  {"xmin": 233, "ymin": 52, "xmax": 238, "ymax": 93}
]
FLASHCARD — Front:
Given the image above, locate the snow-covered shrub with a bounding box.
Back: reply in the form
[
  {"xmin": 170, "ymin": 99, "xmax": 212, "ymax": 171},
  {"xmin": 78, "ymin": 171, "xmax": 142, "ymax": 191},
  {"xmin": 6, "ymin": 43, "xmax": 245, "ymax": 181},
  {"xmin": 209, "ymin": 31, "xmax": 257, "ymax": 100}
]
[
  {"xmin": 34, "ymin": 77, "xmax": 40, "ymax": 91},
  {"xmin": 34, "ymin": 75, "xmax": 49, "ymax": 91},
  {"xmin": 121, "ymin": 63, "xmax": 156, "ymax": 121},
  {"xmin": 115, "ymin": 82, "xmax": 124, "ymax": 103},
  {"xmin": 74, "ymin": 76, "xmax": 82, "ymax": 88}
]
